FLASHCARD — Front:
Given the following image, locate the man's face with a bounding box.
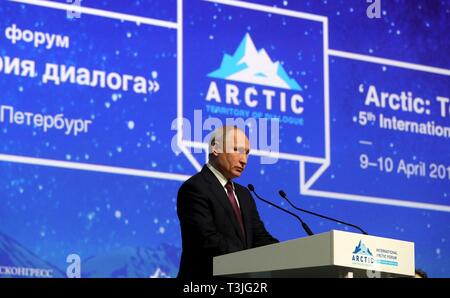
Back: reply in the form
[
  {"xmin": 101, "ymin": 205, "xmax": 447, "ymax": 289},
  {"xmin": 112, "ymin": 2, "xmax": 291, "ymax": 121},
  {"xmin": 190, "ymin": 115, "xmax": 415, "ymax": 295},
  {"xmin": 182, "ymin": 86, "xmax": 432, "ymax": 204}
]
[{"xmin": 214, "ymin": 129, "xmax": 250, "ymax": 180}]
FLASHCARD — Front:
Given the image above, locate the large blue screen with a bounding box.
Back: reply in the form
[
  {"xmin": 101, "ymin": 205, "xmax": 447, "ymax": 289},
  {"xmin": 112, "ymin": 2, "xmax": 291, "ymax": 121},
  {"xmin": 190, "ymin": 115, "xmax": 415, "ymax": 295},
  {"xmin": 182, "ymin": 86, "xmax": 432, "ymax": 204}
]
[{"xmin": 0, "ymin": 0, "xmax": 449, "ymax": 278}]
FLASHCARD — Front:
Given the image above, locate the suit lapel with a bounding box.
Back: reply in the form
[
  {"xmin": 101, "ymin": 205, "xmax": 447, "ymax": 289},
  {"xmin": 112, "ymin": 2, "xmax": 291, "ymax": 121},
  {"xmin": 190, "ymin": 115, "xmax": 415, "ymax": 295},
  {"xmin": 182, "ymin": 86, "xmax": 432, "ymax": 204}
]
[{"xmin": 201, "ymin": 166, "xmax": 246, "ymax": 245}]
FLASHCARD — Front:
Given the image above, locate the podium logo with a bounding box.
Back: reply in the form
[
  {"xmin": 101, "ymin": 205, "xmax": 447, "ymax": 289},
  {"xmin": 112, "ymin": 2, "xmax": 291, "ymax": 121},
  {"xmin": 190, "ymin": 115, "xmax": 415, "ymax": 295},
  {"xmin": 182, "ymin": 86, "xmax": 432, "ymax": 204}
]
[
  {"xmin": 208, "ymin": 33, "xmax": 302, "ymax": 91},
  {"xmin": 352, "ymin": 240, "xmax": 375, "ymax": 266}
]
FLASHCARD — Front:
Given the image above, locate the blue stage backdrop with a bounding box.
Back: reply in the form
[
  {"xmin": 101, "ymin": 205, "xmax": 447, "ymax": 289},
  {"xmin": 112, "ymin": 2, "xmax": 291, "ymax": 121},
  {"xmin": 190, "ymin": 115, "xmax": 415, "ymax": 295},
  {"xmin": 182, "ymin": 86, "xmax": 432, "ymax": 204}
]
[{"xmin": 0, "ymin": 0, "xmax": 449, "ymax": 277}]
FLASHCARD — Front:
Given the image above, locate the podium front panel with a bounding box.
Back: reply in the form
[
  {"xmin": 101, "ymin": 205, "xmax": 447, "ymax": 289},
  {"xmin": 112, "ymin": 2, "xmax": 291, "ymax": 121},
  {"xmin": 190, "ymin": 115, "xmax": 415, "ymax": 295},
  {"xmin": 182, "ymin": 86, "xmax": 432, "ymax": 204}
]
[{"xmin": 332, "ymin": 230, "xmax": 415, "ymax": 277}]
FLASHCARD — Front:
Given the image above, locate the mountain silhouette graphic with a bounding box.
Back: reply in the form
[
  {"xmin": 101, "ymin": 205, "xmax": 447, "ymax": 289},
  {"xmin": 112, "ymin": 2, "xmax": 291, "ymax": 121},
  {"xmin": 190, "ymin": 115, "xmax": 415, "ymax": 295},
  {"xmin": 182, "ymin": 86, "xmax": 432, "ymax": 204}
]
[
  {"xmin": 0, "ymin": 231, "xmax": 180, "ymax": 278},
  {"xmin": 0, "ymin": 231, "xmax": 65, "ymax": 277},
  {"xmin": 81, "ymin": 243, "xmax": 180, "ymax": 278},
  {"xmin": 352, "ymin": 240, "xmax": 373, "ymax": 256},
  {"xmin": 208, "ymin": 33, "xmax": 302, "ymax": 91}
]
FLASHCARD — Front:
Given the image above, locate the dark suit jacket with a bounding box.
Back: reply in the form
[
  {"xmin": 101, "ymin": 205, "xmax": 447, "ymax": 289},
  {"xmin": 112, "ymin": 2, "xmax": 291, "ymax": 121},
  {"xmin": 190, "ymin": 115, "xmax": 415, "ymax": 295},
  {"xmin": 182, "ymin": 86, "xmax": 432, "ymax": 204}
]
[{"xmin": 176, "ymin": 165, "xmax": 279, "ymax": 279}]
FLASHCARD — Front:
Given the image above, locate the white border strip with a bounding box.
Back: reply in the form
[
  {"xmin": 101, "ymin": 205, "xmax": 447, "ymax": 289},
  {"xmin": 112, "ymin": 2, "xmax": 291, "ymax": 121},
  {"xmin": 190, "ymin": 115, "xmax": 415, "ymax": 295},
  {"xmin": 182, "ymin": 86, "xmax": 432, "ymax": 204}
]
[
  {"xmin": 204, "ymin": 0, "xmax": 327, "ymax": 22},
  {"xmin": 177, "ymin": 0, "xmax": 202, "ymax": 172},
  {"xmin": 0, "ymin": 154, "xmax": 191, "ymax": 181},
  {"xmin": 328, "ymin": 49, "xmax": 450, "ymax": 76},
  {"xmin": 302, "ymin": 188, "xmax": 450, "ymax": 213},
  {"xmin": 359, "ymin": 140, "xmax": 373, "ymax": 146},
  {"xmin": 300, "ymin": 162, "xmax": 450, "ymax": 213},
  {"xmin": 301, "ymin": 160, "xmax": 330, "ymax": 190},
  {"xmin": 182, "ymin": 141, "xmax": 327, "ymax": 164},
  {"xmin": 322, "ymin": 18, "xmax": 331, "ymax": 165},
  {"xmin": 9, "ymin": 0, "xmax": 178, "ymax": 29}
]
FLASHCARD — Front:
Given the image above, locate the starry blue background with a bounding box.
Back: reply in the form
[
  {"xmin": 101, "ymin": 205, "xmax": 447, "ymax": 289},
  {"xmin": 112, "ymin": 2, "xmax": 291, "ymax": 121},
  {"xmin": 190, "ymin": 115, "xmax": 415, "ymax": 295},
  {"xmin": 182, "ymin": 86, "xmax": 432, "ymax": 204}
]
[{"xmin": 0, "ymin": 0, "xmax": 449, "ymax": 277}]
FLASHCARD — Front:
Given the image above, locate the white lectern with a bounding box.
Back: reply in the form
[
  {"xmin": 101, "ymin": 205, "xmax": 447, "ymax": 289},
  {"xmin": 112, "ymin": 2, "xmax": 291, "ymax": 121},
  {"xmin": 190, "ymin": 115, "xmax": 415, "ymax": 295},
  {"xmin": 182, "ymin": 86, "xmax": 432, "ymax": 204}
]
[{"xmin": 213, "ymin": 230, "xmax": 415, "ymax": 278}]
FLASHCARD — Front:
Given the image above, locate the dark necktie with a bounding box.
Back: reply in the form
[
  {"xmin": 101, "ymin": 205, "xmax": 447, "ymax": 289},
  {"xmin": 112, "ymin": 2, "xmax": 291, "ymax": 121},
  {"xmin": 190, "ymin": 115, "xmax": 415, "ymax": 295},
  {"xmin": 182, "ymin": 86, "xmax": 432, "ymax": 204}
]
[{"xmin": 225, "ymin": 181, "xmax": 245, "ymax": 238}]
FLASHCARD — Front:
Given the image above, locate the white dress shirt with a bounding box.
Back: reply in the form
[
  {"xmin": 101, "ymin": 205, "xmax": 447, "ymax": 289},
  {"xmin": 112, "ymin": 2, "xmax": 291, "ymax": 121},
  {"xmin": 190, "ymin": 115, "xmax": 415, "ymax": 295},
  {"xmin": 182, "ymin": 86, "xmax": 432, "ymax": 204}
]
[{"xmin": 206, "ymin": 162, "xmax": 241, "ymax": 208}]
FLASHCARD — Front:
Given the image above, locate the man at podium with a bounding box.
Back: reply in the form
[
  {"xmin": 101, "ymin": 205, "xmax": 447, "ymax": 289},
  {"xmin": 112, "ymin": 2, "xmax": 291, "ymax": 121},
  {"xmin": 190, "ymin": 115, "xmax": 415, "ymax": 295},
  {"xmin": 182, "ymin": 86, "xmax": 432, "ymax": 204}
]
[{"xmin": 176, "ymin": 125, "xmax": 279, "ymax": 278}]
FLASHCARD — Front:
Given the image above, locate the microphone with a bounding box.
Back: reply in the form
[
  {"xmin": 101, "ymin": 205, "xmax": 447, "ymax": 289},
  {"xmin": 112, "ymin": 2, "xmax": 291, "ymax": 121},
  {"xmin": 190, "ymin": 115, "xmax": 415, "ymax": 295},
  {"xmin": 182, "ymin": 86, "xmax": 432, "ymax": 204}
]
[
  {"xmin": 247, "ymin": 184, "xmax": 314, "ymax": 236},
  {"xmin": 278, "ymin": 190, "xmax": 368, "ymax": 235}
]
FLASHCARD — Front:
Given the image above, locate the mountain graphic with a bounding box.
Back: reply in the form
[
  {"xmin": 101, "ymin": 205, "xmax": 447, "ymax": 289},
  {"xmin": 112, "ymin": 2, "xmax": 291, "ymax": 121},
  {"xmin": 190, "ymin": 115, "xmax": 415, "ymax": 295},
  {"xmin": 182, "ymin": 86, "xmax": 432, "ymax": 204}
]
[
  {"xmin": 352, "ymin": 240, "xmax": 373, "ymax": 256},
  {"xmin": 81, "ymin": 243, "xmax": 180, "ymax": 278},
  {"xmin": 208, "ymin": 33, "xmax": 302, "ymax": 91},
  {"xmin": 0, "ymin": 230, "xmax": 180, "ymax": 278},
  {"xmin": 0, "ymin": 231, "xmax": 65, "ymax": 277}
]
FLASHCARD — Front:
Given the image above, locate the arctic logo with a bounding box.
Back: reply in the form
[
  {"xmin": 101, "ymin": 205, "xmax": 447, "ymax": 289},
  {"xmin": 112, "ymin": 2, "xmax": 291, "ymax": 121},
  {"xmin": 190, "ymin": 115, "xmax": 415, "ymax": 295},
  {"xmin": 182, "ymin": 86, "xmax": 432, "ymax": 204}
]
[
  {"xmin": 353, "ymin": 240, "xmax": 373, "ymax": 256},
  {"xmin": 352, "ymin": 240, "xmax": 375, "ymax": 265},
  {"xmin": 208, "ymin": 33, "xmax": 302, "ymax": 91}
]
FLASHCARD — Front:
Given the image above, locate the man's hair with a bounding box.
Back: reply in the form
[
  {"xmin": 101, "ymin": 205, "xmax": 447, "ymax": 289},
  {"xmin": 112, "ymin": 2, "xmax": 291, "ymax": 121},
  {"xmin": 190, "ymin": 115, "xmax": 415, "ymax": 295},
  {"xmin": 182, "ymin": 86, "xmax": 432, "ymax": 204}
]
[{"xmin": 208, "ymin": 125, "xmax": 240, "ymax": 160}]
